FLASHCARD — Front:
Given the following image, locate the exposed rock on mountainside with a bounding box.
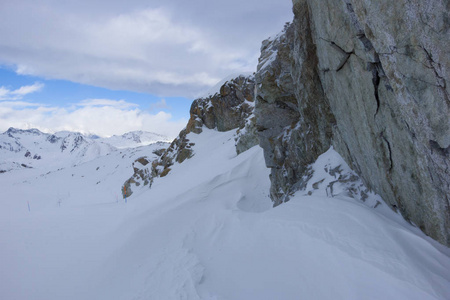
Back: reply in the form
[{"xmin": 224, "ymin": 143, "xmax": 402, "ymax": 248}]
[
  {"xmin": 256, "ymin": 0, "xmax": 450, "ymax": 245},
  {"xmin": 186, "ymin": 75, "xmax": 255, "ymax": 133},
  {"xmin": 121, "ymin": 75, "xmax": 257, "ymax": 198},
  {"xmin": 122, "ymin": 157, "xmax": 151, "ymax": 198},
  {"xmin": 148, "ymin": 75, "xmax": 257, "ymax": 184},
  {"xmin": 256, "ymin": 21, "xmax": 335, "ymax": 205},
  {"xmin": 120, "ymin": 144, "xmax": 169, "ymax": 198}
]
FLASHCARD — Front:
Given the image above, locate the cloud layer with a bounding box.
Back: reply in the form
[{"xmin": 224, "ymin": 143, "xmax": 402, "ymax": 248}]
[
  {"xmin": 0, "ymin": 84, "xmax": 186, "ymax": 138},
  {"xmin": 0, "ymin": 82, "xmax": 44, "ymax": 100},
  {"xmin": 0, "ymin": 0, "xmax": 292, "ymax": 97}
]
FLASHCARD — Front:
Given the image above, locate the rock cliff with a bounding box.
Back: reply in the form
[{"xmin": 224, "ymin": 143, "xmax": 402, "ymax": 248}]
[
  {"xmin": 256, "ymin": 0, "xmax": 449, "ymax": 245},
  {"xmin": 152, "ymin": 74, "xmax": 256, "ymax": 179},
  {"xmin": 123, "ymin": 75, "xmax": 257, "ymax": 195}
]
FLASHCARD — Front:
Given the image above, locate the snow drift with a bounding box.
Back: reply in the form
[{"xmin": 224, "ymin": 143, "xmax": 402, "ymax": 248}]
[{"xmin": 1, "ymin": 128, "xmax": 449, "ymax": 300}]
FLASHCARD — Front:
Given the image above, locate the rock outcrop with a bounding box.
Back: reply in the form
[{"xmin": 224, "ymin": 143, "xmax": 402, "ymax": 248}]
[
  {"xmin": 186, "ymin": 75, "xmax": 255, "ymax": 134},
  {"xmin": 147, "ymin": 75, "xmax": 258, "ymax": 185},
  {"xmin": 122, "ymin": 157, "xmax": 152, "ymax": 198},
  {"xmin": 121, "ymin": 144, "xmax": 168, "ymax": 198},
  {"xmin": 256, "ymin": 21, "xmax": 335, "ymax": 205},
  {"xmin": 256, "ymin": 0, "xmax": 450, "ymax": 245}
]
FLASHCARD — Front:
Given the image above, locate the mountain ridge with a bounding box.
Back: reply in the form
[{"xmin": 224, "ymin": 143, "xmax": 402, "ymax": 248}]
[{"xmin": 0, "ymin": 127, "xmax": 170, "ymax": 173}]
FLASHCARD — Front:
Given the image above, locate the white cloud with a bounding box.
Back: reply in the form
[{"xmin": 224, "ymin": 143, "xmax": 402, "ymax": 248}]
[
  {"xmin": 0, "ymin": 87, "xmax": 9, "ymax": 98},
  {"xmin": 149, "ymin": 99, "xmax": 170, "ymax": 111},
  {"xmin": 10, "ymin": 82, "xmax": 44, "ymax": 96},
  {"xmin": 0, "ymin": 99, "xmax": 186, "ymax": 138},
  {"xmin": 77, "ymin": 99, "xmax": 139, "ymax": 109},
  {"xmin": 0, "ymin": 101, "xmax": 44, "ymax": 108},
  {"xmin": 0, "ymin": 82, "xmax": 44, "ymax": 100},
  {"xmin": 0, "ymin": 0, "xmax": 292, "ymax": 97}
]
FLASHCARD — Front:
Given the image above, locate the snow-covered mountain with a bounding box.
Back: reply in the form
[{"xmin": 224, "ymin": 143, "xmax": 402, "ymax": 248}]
[
  {"xmin": 1, "ymin": 73, "xmax": 450, "ymax": 300},
  {"xmin": 1, "ymin": 126, "xmax": 449, "ymax": 300},
  {"xmin": 0, "ymin": 128, "xmax": 117, "ymax": 172},
  {"xmin": 2, "ymin": 0, "xmax": 449, "ymax": 296},
  {"xmin": 98, "ymin": 131, "xmax": 171, "ymax": 149},
  {"xmin": 0, "ymin": 128, "xmax": 170, "ymax": 173}
]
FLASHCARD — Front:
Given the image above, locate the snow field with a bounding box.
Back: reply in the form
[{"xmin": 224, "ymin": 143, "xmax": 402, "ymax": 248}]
[{"xmin": 1, "ymin": 128, "xmax": 449, "ymax": 299}]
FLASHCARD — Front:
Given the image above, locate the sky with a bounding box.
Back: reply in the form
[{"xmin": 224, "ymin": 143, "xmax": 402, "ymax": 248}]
[{"xmin": 0, "ymin": 0, "xmax": 293, "ymax": 138}]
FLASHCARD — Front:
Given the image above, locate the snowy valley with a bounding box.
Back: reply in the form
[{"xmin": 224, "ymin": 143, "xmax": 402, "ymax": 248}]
[{"xmin": 1, "ymin": 126, "xmax": 450, "ymax": 299}]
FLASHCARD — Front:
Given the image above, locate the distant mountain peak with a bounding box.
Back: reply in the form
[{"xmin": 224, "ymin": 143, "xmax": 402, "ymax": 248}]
[
  {"xmin": 5, "ymin": 127, "xmax": 45, "ymax": 136},
  {"xmin": 100, "ymin": 131, "xmax": 170, "ymax": 149},
  {"xmin": 1, "ymin": 127, "xmax": 171, "ymax": 154}
]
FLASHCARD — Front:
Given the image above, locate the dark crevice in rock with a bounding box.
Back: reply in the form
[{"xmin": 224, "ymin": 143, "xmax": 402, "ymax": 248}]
[
  {"xmin": 381, "ymin": 131, "xmax": 394, "ymax": 171},
  {"xmin": 336, "ymin": 52, "xmax": 353, "ymax": 72},
  {"xmin": 345, "ymin": 2, "xmax": 365, "ymax": 36},
  {"xmin": 328, "ymin": 41, "xmax": 351, "ymax": 55},
  {"xmin": 356, "ymin": 33, "xmax": 375, "ymax": 52},
  {"xmin": 369, "ymin": 63, "xmax": 382, "ymax": 116},
  {"xmin": 321, "ymin": 38, "xmax": 355, "ymax": 72},
  {"xmin": 428, "ymin": 165, "xmax": 436, "ymax": 183},
  {"xmin": 368, "ymin": 56, "xmax": 393, "ymax": 116},
  {"xmin": 403, "ymin": 121, "xmax": 416, "ymax": 139},
  {"xmin": 430, "ymin": 140, "xmax": 450, "ymax": 157},
  {"xmin": 256, "ymin": 125, "xmax": 269, "ymax": 133},
  {"xmin": 422, "ymin": 46, "xmax": 450, "ymax": 104},
  {"xmin": 275, "ymin": 100, "xmax": 296, "ymax": 111}
]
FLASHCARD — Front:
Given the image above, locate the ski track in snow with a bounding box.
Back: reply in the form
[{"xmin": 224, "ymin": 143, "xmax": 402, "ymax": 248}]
[{"xmin": 1, "ymin": 128, "xmax": 450, "ymax": 300}]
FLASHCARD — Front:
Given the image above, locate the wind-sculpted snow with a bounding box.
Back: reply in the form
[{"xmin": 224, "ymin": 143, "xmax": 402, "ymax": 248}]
[{"xmin": 1, "ymin": 128, "xmax": 449, "ymax": 299}]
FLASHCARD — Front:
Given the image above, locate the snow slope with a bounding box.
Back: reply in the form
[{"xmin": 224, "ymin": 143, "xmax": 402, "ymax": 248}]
[{"xmin": 1, "ymin": 128, "xmax": 449, "ymax": 300}]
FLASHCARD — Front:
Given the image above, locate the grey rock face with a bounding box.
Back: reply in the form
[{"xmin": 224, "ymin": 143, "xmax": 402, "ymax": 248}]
[
  {"xmin": 235, "ymin": 114, "xmax": 260, "ymax": 155},
  {"xmin": 256, "ymin": 21, "xmax": 335, "ymax": 205},
  {"xmin": 186, "ymin": 75, "xmax": 256, "ymax": 134},
  {"xmin": 256, "ymin": 0, "xmax": 449, "ymax": 245}
]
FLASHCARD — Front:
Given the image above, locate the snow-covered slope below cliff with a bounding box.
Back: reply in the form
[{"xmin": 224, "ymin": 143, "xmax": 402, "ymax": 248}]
[{"xmin": 1, "ymin": 128, "xmax": 449, "ymax": 300}]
